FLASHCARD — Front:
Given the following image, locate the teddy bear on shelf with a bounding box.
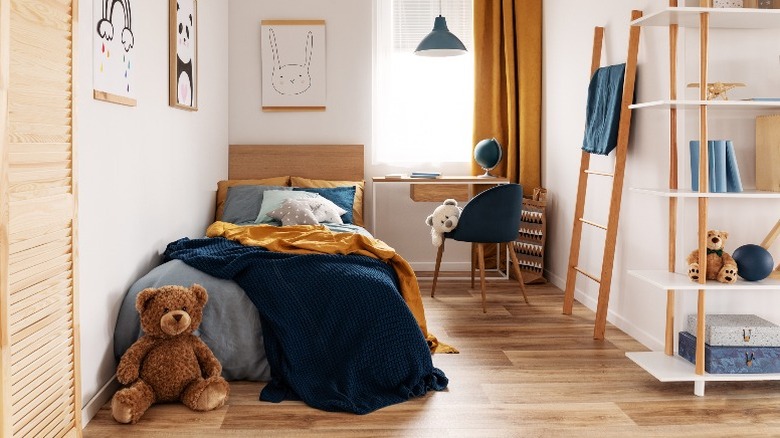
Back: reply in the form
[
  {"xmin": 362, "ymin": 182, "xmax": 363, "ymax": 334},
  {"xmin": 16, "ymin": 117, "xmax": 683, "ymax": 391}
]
[
  {"xmin": 111, "ymin": 284, "xmax": 230, "ymax": 424},
  {"xmin": 425, "ymin": 199, "xmax": 462, "ymax": 247},
  {"xmin": 686, "ymin": 229, "xmax": 738, "ymax": 284}
]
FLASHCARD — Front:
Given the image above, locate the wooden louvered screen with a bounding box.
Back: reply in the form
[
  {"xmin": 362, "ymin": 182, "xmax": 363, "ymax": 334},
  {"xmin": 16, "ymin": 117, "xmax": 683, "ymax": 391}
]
[{"xmin": 1, "ymin": 0, "xmax": 82, "ymax": 436}]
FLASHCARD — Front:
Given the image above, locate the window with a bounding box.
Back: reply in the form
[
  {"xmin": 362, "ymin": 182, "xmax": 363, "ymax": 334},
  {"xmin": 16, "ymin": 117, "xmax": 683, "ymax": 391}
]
[{"xmin": 374, "ymin": 0, "xmax": 474, "ymax": 164}]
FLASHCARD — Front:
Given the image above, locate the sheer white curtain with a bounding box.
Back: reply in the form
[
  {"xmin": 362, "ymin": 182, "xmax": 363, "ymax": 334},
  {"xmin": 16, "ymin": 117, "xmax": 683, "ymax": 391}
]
[{"xmin": 374, "ymin": 0, "xmax": 474, "ymax": 164}]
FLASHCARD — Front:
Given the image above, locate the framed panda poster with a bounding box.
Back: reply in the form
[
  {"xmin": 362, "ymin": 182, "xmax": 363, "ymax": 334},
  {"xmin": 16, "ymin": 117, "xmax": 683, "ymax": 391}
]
[{"xmin": 170, "ymin": 0, "xmax": 198, "ymax": 110}]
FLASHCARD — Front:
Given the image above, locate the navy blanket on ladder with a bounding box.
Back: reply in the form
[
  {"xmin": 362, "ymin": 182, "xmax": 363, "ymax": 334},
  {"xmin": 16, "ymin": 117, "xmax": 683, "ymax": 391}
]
[{"xmin": 582, "ymin": 63, "xmax": 626, "ymax": 156}]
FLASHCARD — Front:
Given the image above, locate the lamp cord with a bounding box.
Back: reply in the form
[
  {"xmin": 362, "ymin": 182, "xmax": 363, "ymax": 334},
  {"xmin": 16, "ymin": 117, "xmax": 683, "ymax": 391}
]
[{"xmin": 439, "ymin": 0, "xmax": 442, "ymax": 16}]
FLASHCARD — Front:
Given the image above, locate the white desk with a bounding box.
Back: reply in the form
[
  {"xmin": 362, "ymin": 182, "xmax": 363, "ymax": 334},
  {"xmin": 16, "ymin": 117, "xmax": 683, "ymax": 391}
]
[
  {"xmin": 371, "ymin": 176, "xmax": 510, "ymax": 279},
  {"xmin": 371, "ymin": 176, "xmax": 509, "ymax": 235}
]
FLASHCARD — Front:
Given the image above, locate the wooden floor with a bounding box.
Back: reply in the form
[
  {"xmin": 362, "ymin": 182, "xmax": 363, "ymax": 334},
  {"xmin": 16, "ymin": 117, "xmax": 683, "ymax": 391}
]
[{"xmin": 84, "ymin": 278, "xmax": 780, "ymax": 437}]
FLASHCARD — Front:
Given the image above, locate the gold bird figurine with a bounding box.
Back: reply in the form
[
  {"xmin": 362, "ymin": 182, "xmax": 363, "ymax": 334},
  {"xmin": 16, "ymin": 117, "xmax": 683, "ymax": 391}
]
[{"xmin": 687, "ymin": 82, "xmax": 746, "ymax": 101}]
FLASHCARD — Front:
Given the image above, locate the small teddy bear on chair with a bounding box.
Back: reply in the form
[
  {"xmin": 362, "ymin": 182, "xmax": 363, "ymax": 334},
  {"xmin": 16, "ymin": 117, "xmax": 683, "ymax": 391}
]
[
  {"xmin": 425, "ymin": 199, "xmax": 462, "ymax": 247},
  {"xmin": 686, "ymin": 229, "xmax": 738, "ymax": 284}
]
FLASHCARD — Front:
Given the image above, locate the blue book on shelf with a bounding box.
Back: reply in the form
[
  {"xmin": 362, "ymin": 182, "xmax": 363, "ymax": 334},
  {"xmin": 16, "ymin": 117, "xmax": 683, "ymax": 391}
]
[
  {"xmin": 725, "ymin": 140, "xmax": 743, "ymax": 193},
  {"xmin": 690, "ymin": 140, "xmax": 713, "ymax": 192},
  {"xmin": 707, "ymin": 141, "xmax": 716, "ymax": 192},
  {"xmin": 690, "ymin": 140, "xmax": 700, "ymax": 191},
  {"xmin": 712, "ymin": 140, "xmax": 727, "ymax": 193},
  {"xmin": 690, "ymin": 140, "xmax": 734, "ymax": 193}
]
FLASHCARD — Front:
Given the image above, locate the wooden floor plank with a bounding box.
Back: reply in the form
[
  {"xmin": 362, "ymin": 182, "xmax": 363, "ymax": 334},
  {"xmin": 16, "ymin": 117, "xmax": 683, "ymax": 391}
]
[{"xmin": 83, "ymin": 279, "xmax": 780, "ymax": 437}]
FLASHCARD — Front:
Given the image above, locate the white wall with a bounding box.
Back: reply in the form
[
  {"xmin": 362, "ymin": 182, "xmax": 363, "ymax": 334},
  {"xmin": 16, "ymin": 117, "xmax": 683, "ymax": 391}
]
[
  {"xmin": 544, "ymin": 1, "xmax": 780, "ymax": 349},
  {"xmin": 228, "ymin": 0, "xmax": 472, "ymax": 270},
  {"xmin": 229, "ymin": 0, "xmax": 372, "ymax": 146},
  {"xmin": 77, "ymin": 0, "xmax": 229, "ymax": 421}
]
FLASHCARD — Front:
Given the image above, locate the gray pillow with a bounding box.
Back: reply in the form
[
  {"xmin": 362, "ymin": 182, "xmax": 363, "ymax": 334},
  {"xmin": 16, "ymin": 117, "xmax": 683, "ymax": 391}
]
[
  {"xmin": 222, "ymin": 185, "xmax": 291, "ymax": 224},
  {"xmin": 267, "ymin": 199, "xmax": 320, "ymax": 226},
  {"xmin": 300, "ymin": 196, "xmax": 346, "ymax": 224},
  {"xmin": 255, "ymin": 190, "xmax": 318, "ymax": 223}
]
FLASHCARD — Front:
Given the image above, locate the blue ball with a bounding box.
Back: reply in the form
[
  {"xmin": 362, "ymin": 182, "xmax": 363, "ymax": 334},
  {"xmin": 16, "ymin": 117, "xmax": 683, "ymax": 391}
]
[{"xmin": 732, "ymin": 244, "xmax": 774, "ymax": 281}]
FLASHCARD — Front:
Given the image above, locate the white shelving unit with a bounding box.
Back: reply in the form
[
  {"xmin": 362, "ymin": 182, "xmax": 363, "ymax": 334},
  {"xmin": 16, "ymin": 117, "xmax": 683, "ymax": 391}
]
[
  {"xmin": 630, "ymin": 188, "xmax": 780, "ymax": 198},
  {"xmin": 635, "ymin": 6, "xmax": 780, "ymax": 28},
  {"xmin": 628, "ymin": 348, "xmax": 780, "ymax": 401},
  {"xmin": 628, "ymin": 270, "xmax": 780, "ymax": 290},
  {"xmin": 630, "ymin": 100, "xmax": 780, "ymax": 110},
  {"xmin": 627, "ymin": 3, "xmax": 780, "ymax": 397}
]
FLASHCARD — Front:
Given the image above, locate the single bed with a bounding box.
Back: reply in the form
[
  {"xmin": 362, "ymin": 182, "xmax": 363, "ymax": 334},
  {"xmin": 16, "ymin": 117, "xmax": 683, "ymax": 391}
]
[
  {"xmin": 115, "ymin": 145, "xmax": 368, "ymax": 381},
  {"xmin": 113, "ymin": 145, "xmax": 447, "ymax": 414}
]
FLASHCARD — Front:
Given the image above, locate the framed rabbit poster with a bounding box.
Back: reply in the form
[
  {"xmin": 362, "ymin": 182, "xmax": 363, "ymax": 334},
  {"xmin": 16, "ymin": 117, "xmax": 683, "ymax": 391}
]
[
  {"xmin": 170, "ymin": 0, "xmax": 198, "ymax": 110},
  {"xmin": 260, "ymin": 20, "xmax": 327, "ymax": 111}
]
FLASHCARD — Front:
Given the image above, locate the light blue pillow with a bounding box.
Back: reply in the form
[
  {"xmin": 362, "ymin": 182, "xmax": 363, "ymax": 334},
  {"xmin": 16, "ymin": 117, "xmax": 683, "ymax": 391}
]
[{"xmin": 255, "ymin": 190, "xmax": 318, "ymax": 223}]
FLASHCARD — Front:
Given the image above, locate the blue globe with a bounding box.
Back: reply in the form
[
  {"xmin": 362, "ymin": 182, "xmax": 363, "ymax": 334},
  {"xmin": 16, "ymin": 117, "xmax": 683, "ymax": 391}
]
[
  {"xmin": 474, "ymin": 138, "xmax": 502, "ymax": 178},
  {"xmin": 733, "ymin": 244, "xmax": 774, "ymax": 281}
]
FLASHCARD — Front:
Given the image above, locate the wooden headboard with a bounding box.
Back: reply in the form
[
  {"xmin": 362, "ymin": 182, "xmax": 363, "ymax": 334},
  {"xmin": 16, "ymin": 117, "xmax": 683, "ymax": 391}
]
[{"xmin": 228, "ymin": 144, "xmax": 364, "ymax": 181}]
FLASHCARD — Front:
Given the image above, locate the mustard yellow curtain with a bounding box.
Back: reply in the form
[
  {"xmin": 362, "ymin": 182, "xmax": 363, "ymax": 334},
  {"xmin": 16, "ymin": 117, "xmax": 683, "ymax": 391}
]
[{"xmin": 473, "ymin": 0, "xmax": 542, "ymax": 195}]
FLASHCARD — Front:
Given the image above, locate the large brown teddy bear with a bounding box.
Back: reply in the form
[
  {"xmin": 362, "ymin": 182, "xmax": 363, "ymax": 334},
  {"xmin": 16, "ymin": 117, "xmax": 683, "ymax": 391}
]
[
  {"xmin": 686, "ymin": 230, "xmax": 738, "ymax": 284},
  {"xmin": 111, "ymin": 284, "xmax": 230, "ymax": 424}
]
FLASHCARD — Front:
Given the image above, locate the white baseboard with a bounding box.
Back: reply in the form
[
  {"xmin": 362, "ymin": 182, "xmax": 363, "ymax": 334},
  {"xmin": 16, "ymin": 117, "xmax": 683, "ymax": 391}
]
[
  {"xmin": 545, "ymin": 269, "xmax": 663, "ymax": 351},
  {"xmin": 82, "ymin": 375, "xmax": 119, "ymax": 427}
]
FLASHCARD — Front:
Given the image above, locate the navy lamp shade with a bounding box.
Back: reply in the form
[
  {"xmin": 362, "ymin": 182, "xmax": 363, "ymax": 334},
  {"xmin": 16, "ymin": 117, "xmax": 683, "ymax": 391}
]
[{"xmin": 414, "ymin": 15, "xmax": 467, "ymax": 57}]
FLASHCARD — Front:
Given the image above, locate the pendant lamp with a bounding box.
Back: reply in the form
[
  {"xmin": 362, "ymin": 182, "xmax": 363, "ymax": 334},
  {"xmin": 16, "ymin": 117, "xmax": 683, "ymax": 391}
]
[{"xmin": 414, "ymin": 0, "xmax": 467, "ymax": 57}]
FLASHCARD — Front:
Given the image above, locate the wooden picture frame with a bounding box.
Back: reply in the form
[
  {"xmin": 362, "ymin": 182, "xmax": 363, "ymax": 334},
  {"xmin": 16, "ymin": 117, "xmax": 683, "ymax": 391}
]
[
  {"xmin": 170, "ymin": 0, "xmax": 198, "ymax": 111},
  {"xmin": 93, "ymin": 0, "xmax": 137, "ymax": 106},
  {"xmin": 260, "ymin": 20, "xmax": 327, "ymax": 111}
]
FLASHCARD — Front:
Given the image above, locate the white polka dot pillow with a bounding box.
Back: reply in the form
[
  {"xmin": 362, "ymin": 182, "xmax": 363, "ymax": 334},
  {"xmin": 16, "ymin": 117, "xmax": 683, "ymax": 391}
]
[
  {"xmin": 303, "ymin": 196, "xmax": 347, "ymax": 224},
  {"xmin": 267, "ymin": 196, "xmax": 347, "ymax": 226},
  {"xmin": 267, "ymin": 199, "xmax": 319, "ymax": 226}
]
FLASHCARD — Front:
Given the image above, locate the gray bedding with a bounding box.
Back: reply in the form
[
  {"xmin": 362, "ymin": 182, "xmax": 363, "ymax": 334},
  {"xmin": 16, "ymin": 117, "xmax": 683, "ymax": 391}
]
[
  {"xmin": 114, "ymin": 259, "xmax": 272, "ymax": 381},
  {"xmin": 113, "ymin": 223, "xmax": 372, "ymax": 381}
]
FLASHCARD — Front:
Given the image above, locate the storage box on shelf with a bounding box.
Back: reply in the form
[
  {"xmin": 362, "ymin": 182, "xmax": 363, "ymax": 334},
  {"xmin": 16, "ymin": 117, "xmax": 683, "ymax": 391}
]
[
  {"xmin": 687, "ymin": 313, "xmax": 780, "ymax": 346},
  {"xmin": 678, "ymin": 331, "xmax": 780, "ymax": 373},
  {"xmin": 677, "ymin": 314, "xmax": 780, "ymax": 374},
  {"xmin": 709, "ymin": 0, "xmax": 743, "ymax": 8},
  {"xmin": 625, "ymin": 3, "xmax": 780, "ymax": 396}
]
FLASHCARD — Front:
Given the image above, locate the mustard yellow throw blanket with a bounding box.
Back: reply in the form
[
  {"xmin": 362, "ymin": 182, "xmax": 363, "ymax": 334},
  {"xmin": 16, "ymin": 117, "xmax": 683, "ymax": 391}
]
[{"xmin": 206, "ymin": 221, "xmax": 457, "ymax": 354}]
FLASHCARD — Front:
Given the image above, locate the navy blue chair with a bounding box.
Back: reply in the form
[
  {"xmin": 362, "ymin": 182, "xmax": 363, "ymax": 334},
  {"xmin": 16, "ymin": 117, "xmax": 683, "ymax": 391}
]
[{"xmin": 431, "ymin": 183, "xmax": 529, "ymax": 312}]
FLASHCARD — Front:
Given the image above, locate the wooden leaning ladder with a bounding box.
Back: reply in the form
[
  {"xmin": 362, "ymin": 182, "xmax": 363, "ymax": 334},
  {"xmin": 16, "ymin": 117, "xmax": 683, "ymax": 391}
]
[{"xmin": 562, "ymin": 10, "xmax": 642, "ymax": 340}]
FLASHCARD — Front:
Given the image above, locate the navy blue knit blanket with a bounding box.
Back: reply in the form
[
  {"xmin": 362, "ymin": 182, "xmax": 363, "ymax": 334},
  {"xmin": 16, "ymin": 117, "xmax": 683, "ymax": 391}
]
[{"xmin": 164, "ymin": 237, "xmax": 448, "ymax": 414}]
